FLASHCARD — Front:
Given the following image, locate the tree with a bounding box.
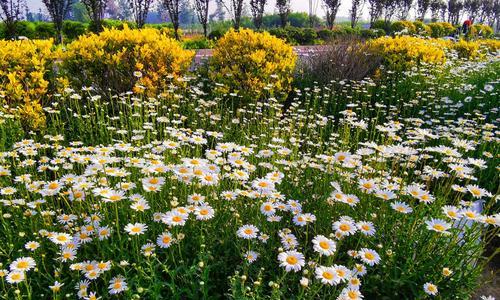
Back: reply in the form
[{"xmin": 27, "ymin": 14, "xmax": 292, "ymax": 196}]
[
  {"xmin": 70, "ymin": 1, "xmax": 91, "ymax": 21},
  {"xmin": 42, "ymin": 0, "xmax": 72, "ymax": 43},
  {"xmin": 209, "ymin": 0, "xmax": 225, "ymax": 21},
  {"xmin": 439, "ymin": 0, "xmax": 447, "ymax": 20},
  {"xmin": 128, "ymin": 0, "xmax": 154, "ymax": 27},
  {"xmin": 349, "ymin": 0, "xmax": 364, "ymax": 28},
  {"xmin": 194, "ymin": 0, "xmax": 210, "ymax": 36},
  {"xmin": 162, "ymin": 0, "xmax": 180, "ymax": 39},
  {"xmin": 249, "ymin": 0, "xmax": 265, "ymax": 29},
  {"xmin": 397, "ymin": 0, "xmax": 413, "ymax": 19},
  {"xmin": 416, "ymin": 0, "xmax": 431, "ymax": 20},
  {"xmin": 463, "ymin": 0, "xmax": 480, "ymax": 21},
  {"xmin": 115, "ymin": 0, "xmax": 133, "ymax": 20},
  {"xmin": 383, "ymin": 0, "xmax": 398, "ymax": 21},
  {"xmin": 447, "ymin": 0, "xmax": 463, "ymax": 25},
  {"xmin": 105, "ymin": 0, "xmax": 119, "ymax": 18},
  {"xmin": 0, "ymin": 0, "xmax": 25, "ymax": 38},
  {"xmin": 82, "ymin": 0, "xmax": 107, "ymax": 32},
  {"xmin": 322, "ymin": 0, "xmax": 341, "ymax": 29},
  {"xmin": 490, "ymin": 0, "xmax": 499, "ymax": 30},
  {"xmin": 429, "ymin": 0, "xmax": 444, "ymax": 21},
  {"xmin": 179, "ymin": 0, "xmax": 196, "ymax": 25},
  {"xmin": 478, "ymin": 0, "xmax": 493, "ymax": 23},
  {"xmin": 221, "ymin": 0, "xmax": 244, "ymax": 29},
  {"xmin": 368, "ymin": 0, "xmax": 384, "ymax": 25},
  {"xmin": 276, "ymin": 0, "xmax": 290, "ymax": 28}
]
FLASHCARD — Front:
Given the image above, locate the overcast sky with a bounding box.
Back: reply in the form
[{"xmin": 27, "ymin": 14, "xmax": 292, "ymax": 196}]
[{"xmin": 27, "ymin": 0, "xmax": 364, "ymax": 19}]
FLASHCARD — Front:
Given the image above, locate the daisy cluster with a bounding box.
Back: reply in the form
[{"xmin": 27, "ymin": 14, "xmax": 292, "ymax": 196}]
[{"xmin": 0, "ymin": 50, "xmax": 498, "ymax": 299}]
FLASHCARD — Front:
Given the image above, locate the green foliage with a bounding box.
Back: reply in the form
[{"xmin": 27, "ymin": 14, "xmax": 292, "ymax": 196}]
[
  {"xmin": 102, "ymin": 19, "xmax": 137, "ymax": 30},
  {"xmin": 470, "ymin": 24, "xmax": 494, "ymax": 38},
  {"xmin": 14, "ymin": 21, "xmax": 37, "ymax": 38},
  {"xmin": 371, "ymin": 20, "xmax": 392, "ymax": 33},
  {"xmin": 268, "ymin": 26, "xmax": 317, "ymax": 45},
  {"xmin": 71, "ymin": 1, "xmax": 91, "ymax": 23},
  {"xmin": 208, "ymin": 28, "xmax": 226, "ymax": 40},
  {"xmin": 262, "ymin": 12, "xmax": 323, "ymax": 28},
  {"xmin": 316, "ymin": 29, "xmax": 335, "ymax": 41},
  {"xmin": 360, "ymin": 28, "xmax": 386, "ymax": 38},
  {"xmin": 34, "ymin": 22, "xmax": 56, "ymax": 39},
  {"xmin": 428, "ymin": 22, "xmax": 457, "ymax": 37},
  {"xmin": 391, "ymin": 20, "xmax": 417, "ymax": 35},
  {"xmin": 413, "ymin": 21, "xmax": 432, "ymax": 36},
  {"xmin": 429, "ymin": 22, "xmax": 445, "ymax": 37},
  {"xmin": 62, "ymin": 21, "xmax": 88, "ymax": 40},
  {"xmin": 183, "ymin": 37, "xmax": 214, "ymax": 49}
]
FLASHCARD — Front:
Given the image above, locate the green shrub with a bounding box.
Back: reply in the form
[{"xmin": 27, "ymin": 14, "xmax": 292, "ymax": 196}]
[
  {"xmin": 428, "ymin": 22, "xmax": 444, "ymax": 37},
  {"xmin": 144, "ymin": 23, "xmax": 174, "ymax": 30},
  {"xmin": 102, "ymin": 19, "xmax": 137, "ymax": 30},
  {"xmin": 268, "ymin": 28, "xmax": 291, "ymax": 43},
  {"xmin": 360, "ymin": 28, "xmax": 386, "ymax": 39},
  {"xmin": 268, "ymin": 27, "xmax": 317, "ymax": 45},
  {"xmin": 372, "ymin": 20, "xmax": 392, "ymax": 33},
  {"xmin": 62, "ymin": 21, "xmax": 88, "ymax": 40},
  {"xmin": 317, "ymin": 29, "xmax": 335, "ymax": 41},
  {"xmin": 15, "ymin": 21, "xmax": 36, "ymax": 38},
  {"xmin": 208, "ymin": 28, "xmax": 226, "ymax": 40},
  {"xmin": 291, "ymin": 27, "xmax": 317, "ymax": 45},
  {"xmin": 391, "ymin": 20, "xmax": 416, "ymax": 35},
  {"xmin": 330, "ymin": 25, "xmax": 359, "ymax": 38},
  {"xmin": 413, "ymin": 21, "xmax": 431, "ymax": 36},
  {"xmin": 183, "ymin": 37, "xmax": 214, "ymax": 49},
  {"xmin": 34, "ymin": 22, "xmax": 56, "ymax": 39},
  {"xmin": 0, "ymin": 23, "xmax": 5, "ymax": 39},
  {"xmin": 471, "ymin": 24, "xmax": 494, "ymax": 38},
  {"xmin": 441, "ymin": 22, "xmax": 457, "ymax": 36}
]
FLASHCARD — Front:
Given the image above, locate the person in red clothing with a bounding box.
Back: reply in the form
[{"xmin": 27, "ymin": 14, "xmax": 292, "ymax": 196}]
[{"xmin": 462, "ymin": 19, "xmax": 472, "ymax": 34}]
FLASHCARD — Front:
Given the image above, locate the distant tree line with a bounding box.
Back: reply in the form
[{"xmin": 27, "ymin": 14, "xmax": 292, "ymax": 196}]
[{"xmin": 1, "ymin": 0, "xmax": 498, "ymax": 41}]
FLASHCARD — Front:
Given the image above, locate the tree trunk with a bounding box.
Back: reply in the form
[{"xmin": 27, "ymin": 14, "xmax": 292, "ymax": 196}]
[
  {"xmin": 174, "ymin": 24, "xmax": 180, "ymax": 40},
  {"xmin": 280, "ymin": 13, "xmax": 287, "ymax": 27},
  {"xmin": 56, "ymin": 29, "xmax": 63, "ymax": 44},
  {"xmin": 203, "ymin": 23, "xmax": 207, "ymax": 37}
]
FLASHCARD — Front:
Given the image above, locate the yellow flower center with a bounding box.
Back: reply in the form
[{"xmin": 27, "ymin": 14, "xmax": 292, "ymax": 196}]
[
  {"xmin": 433, "ymin": 224, "xmax": 445, "ymax": 231},
  {"xmin": 339, "ymin": 224, "xmax": 350, "ymax": 231},
  {"xmin": 319, "ymin": 241, "xmax": 330, "ymax": 249},
  {"xmin": 365, "ymin": 252, "xmax": 375, "ymax": 260},
  {"xmin": 322, "ymin": 271, "xmax": 334, "ymax": 280},
  {"xmin": 286, "ymin": 256, "xmax": 298, "ymax": 265}
]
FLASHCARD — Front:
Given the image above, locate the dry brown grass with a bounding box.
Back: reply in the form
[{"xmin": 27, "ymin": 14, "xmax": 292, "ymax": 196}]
[{"xmin": 296, "ymin": 35, "xmax": 382, "ymax": 83}]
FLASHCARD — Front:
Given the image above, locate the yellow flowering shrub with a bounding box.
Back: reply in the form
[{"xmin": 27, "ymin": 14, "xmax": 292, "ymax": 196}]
[
  {"xmin": 450, "ymin": 39, "xmax": 482, "ymax": 59},
  {"xmin": 478, "ymin": 39, "xmax": 500, "ymax": 53},
  {"xmin": 60, "ymin": 25, "xmax": 194, "ymax": 95},
  {"xmin": 368, "ymin": 36, "xmax": 446, "ymax": 71},
  {"xmin": 413, "ymin": 21, "xmax": 432, "ymax": 36},
  {"xmin": 391, "ymin": 21, "xmax": 416, "ymax": 35},
  {"xmin": 209, "ymin": 29, "xmax": 297, "ymax": 103},
  {"xmin": 428, "ymin": 22, "xmax": 457, "ymax": 38},
  {"xmin": 0, "ymin": 39, "xmax": 53, "ymax": 129},
  {"xmin": 470, "ymin": 24, "xmax": 494, "ymax": 38}
]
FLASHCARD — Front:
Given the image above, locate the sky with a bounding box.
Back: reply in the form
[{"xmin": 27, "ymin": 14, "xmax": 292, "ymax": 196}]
[{"xmin": 26, "ymin": 0, "xmax": 361, "ymax": 19}]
